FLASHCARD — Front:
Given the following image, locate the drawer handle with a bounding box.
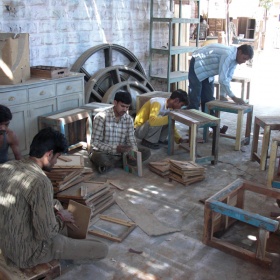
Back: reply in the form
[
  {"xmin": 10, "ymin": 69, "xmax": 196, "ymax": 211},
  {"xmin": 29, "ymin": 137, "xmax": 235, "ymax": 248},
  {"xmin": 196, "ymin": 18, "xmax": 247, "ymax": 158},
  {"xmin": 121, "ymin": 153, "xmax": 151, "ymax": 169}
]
[
  {"xmin": 40, "ymin": 91, "xmax": 46, "ymax": 95},
  {"xmin": 66, "ymin": 86, "xmax": 72, "ymax": 90},
  {"xmin": 8, "ymin": 96, "xmax": 15, "ymax": 101}
]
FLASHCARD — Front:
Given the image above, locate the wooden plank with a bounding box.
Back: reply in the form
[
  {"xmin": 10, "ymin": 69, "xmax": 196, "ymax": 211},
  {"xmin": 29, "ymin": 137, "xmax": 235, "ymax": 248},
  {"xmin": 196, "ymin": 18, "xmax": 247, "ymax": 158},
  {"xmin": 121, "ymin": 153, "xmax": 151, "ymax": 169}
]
[
  {"xmin": 208, "ymin": 200, "xmax": 279, "ymax": 232},
  {"xmin": 67, "ymin": 200, "xmax": 91, "ymax": 239},
  {"xmin": 53, "ymin": 155, "xmax": 84, "ymax": 169},
  {"xmin": 256, "ymin": 228, "xmax": 269, "ymax": 260},
  {"xmin": 122, "ymin": 150, "xmax": 142, "ymax": 177}
]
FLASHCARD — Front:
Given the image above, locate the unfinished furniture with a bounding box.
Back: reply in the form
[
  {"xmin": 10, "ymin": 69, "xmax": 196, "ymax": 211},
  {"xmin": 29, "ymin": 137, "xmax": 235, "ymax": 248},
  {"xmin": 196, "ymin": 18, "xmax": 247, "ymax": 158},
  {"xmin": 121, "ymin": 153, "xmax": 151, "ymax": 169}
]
[
  {"xmin": 203, "ymin": 179, "xmax": 280, "ymax": 267},
  {"xmin": 251, "ymin": 116, "xmax": 280, "ymax": 171},
  {"xmin": 38, "ymin": 108, "xmax": 92, "ymax": 152},
  {"xmin": 168, "ymin": 109, "xmax": 220, "ymax": 165},
  {"xmin": 267, "ymin": 138, "xmax": 280, "ymax": 188},
  {"xmin": 0, "ymin": 73, "xmax": 84, "ymax": 156},
  {"xmin": 205, "ymin": 100, "xmax": 253, "ymax": 151},
  {"xmin": 214, "ymin": 76, "xmax": 251, "ymax": 102},
  {"xmin": 136, "ymin": 91, "xmax": 171, "ymax": 113}
]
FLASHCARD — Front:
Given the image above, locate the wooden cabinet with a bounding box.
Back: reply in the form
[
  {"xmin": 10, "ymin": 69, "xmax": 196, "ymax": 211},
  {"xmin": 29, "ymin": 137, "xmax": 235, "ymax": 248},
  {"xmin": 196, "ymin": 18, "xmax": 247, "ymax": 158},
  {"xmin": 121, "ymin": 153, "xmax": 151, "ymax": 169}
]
[
  {"xmin": 0, "ymin": 73, "xmax": 85, "ymax": 156},
  {"xmin": 208, "ymin": 18, "xmax": 226, "ymax": 36},
  {"xmin": 237, "ymin": 17, "xmax": 256, "ymax": 39}
]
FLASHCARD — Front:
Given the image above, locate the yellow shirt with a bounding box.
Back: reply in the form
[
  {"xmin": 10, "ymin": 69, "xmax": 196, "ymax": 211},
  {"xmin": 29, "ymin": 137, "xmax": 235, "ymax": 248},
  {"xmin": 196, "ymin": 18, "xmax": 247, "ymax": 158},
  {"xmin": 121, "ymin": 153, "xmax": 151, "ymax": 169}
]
[{"xmin": 134, "ymin": 97, "xmax": 181, "ymax": 143}]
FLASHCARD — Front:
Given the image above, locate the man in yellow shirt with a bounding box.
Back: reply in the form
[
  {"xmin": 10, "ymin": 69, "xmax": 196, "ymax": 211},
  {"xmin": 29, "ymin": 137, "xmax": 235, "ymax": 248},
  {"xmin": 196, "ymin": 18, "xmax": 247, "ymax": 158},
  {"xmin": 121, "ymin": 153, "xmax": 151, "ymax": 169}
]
[{"xmin": 134, "ymin": 89, "xmax": 189, "ymax": 149}]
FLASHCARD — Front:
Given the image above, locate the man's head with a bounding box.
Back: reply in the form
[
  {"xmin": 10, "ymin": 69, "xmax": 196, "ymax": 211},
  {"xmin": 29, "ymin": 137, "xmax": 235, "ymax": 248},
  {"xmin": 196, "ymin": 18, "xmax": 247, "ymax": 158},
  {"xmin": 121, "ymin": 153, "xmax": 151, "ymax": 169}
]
[
  {"xmin": 29, "ymin": 127, "xmax": 68, "ymax": 171},
  {"xmin": 230, "ymin": 17, "xmax": 233, "ymax": 22},
  {"xmin": 167, "ymin": 89, "xmax": 189, "ymax": 110},
  {"xmin": 0, "ymin": 105, "xmax": 12, "ymax": 134},
  {"xmin": 113, "ymin": 90, "xmax": 132, "ymax": 118},
  {"xmin": 236, "ymin": 44, "xmax": 254, "ymax": 65}
]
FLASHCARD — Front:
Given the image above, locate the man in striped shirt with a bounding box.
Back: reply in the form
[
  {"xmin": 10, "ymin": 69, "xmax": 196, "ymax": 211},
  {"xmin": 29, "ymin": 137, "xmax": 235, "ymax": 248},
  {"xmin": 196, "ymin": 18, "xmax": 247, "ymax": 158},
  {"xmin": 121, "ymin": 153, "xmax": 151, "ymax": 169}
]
[
  {"xmin": 188, "ymin": 43, "xmax": 254, "ymax": 112},
  {"xmin": 0, "ymin": 127, "xmax": 108, "ymax": 268},
  {"xmin": 90, "ymin": 90, "xmax": 150, "ymax": 173}
]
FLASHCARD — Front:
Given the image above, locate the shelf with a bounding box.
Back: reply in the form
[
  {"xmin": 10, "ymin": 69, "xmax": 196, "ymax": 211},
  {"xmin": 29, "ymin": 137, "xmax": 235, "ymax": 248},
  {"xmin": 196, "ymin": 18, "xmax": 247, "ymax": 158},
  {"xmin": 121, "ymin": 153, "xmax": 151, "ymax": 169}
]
[
  {"xmin": 150, "ymin": 71, "xmax": 189, "ymax": 84},
  {"xmin": 151, "ymin": 17, "xmax": 199, "ymax": 24},
  {"xmin": 149, "ymin": 0, "xmax": 200, "ymax": 91},
  {"xmin": 151, "ymin": 46, "xmax": 198, "ymax": 55}
]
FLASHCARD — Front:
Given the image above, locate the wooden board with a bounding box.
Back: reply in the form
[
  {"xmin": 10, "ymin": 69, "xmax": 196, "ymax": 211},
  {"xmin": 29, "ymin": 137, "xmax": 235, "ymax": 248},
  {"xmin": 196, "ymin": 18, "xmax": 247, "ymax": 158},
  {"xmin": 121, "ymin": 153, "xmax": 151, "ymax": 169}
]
[
  {"xmin": 123, "ymin": 150, "xmax": 142, "ymax": 177},
  {"xmin": 31, "ymin": 65, "xmax": 69, "ymax": 79},
  {"xmin": 67, "ymin": 200, "xmax": 91, "ymax": 239},
  {"xmin": 53, "ymin": 155, "xmax": 84, "ymax": 169}
]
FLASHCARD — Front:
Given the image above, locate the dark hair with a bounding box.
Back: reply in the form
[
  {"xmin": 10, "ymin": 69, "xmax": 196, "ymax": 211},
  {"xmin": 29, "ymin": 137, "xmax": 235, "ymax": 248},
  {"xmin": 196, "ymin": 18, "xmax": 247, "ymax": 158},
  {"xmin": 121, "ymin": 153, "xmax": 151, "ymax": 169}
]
[
  {"xmin": 114, "ymin": 90, "xmax": 132, "ymax": 105},
  {"xmin": 29, "ymin": 127, "xmax": 68, "ymax": 158},
  {"xmin": 237, "ymin": 44, "xmax": 254, "ymax": 59},
  {"xmin": 170, "ymin": 89, "xmax": 189, "ymax": 106},
  {"xmin": 0, "ymin": 105, "xmax": 12, "ymax": 123},
  {"xmin": 230, "ymin": 17, "xmax": 233, "ymax": 21}
]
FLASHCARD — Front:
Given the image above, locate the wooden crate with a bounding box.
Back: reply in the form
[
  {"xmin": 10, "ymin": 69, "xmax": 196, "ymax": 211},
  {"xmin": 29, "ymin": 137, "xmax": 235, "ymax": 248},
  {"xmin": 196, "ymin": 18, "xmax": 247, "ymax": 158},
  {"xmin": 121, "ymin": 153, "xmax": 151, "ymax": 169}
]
[{"xmin": 31, "ymin": 66, "xmax": 69, "ymax": 79}]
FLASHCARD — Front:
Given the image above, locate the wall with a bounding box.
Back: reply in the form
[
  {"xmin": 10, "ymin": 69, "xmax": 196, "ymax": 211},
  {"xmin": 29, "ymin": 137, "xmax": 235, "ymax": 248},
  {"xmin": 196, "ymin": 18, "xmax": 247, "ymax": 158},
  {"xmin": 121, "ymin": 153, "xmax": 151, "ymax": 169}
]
[{"xmin": 0, "ymin": 0, "xmax": 155, "ymax": 76}]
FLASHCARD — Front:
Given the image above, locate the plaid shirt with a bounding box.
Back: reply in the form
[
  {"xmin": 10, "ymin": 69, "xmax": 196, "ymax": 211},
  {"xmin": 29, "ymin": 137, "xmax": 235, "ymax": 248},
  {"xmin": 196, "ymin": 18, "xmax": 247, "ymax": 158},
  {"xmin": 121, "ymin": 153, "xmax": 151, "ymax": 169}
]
[{"xmin": 92, "ymin": 107, "xmax": 138, "ymax": 154}]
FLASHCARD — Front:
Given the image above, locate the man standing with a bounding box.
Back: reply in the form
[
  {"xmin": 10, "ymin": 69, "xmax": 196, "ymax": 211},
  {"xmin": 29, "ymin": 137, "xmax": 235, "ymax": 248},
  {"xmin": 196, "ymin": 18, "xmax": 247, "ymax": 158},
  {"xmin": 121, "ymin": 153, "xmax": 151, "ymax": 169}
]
[
  {"xmin": 188, "ymin": 44, "xmax": 254, "ymax": 112},
  {"xmin": 0, "ymin": 127, "xmax": 108, "ymax": 268},
  {"xmin": 134, "ymin": 89, "xmax": 189, "ymax": 149},
  {"xmin": 90, "ymin": 90, "xmax": 150, "ymax": 173},
  {"xmin": 0, "ymin": 104, "xmax": 21, "ymax": 163}
]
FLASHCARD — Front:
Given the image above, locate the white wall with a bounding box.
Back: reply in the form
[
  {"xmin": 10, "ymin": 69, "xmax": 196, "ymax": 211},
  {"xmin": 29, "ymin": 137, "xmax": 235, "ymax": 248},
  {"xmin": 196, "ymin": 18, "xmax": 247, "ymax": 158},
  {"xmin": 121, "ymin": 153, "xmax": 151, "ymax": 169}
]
[{"xmin": 0, "ymin": 0, "xmax": 159, "ymax": 76}]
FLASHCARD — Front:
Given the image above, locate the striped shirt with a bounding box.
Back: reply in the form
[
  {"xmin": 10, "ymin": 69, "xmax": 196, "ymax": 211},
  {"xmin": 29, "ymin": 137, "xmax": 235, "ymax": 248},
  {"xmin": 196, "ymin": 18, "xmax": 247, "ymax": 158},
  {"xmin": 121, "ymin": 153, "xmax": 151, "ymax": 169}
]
[
  {"xmin": 0, "ymin": 159, "xmax": 63, "ymax": 268},
  {"xmin": 92, "ymin": 107, "xmax": 138, "ymax": 154},
  {"xmin": 193, "ymin": 44, "xmax": 238, "ymax": 97}
]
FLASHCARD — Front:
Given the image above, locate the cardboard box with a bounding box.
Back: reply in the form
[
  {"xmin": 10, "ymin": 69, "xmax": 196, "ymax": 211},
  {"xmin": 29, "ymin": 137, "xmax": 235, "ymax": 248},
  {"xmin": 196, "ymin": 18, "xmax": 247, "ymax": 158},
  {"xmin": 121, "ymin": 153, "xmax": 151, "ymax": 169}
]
[{"xmin": 0, "ymin": 33, "xmax": 30, "ymax": 85}]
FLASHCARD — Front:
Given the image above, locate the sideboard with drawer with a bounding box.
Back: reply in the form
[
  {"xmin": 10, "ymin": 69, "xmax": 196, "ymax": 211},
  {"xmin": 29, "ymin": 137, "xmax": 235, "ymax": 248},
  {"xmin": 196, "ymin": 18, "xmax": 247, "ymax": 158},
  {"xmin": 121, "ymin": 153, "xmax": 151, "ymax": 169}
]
[{"xmin": 0, "ymin": 73, "xmax": 85, "ymax": 156}]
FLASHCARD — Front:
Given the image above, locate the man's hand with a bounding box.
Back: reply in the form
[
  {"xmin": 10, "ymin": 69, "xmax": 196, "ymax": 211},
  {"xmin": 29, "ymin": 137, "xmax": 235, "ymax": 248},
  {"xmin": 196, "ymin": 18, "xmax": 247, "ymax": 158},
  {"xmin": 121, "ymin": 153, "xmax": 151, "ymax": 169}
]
[
  {"xmin": 117, "ymin": 145, "xmax": 132, "ymax": 153},
  {"xmin": 231, "ymin": 96, "xmax": 245, "ymax": 105},
  {"xmin": 56, "ymin": 209, "xmax": 75, "ymax": 223}
]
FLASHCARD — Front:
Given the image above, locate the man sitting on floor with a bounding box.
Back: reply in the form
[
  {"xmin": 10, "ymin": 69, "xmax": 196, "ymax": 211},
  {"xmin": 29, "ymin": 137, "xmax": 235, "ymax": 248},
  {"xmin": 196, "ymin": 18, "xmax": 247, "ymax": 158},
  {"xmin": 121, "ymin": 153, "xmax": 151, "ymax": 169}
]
[
  {"xmin": 134, "ymin": 89, "xmax": 189, "ymax": 149},
  {"xmin": 0, "ymin": 127, "xmax": 108, "ymax": 268},
  {"xmin": 0, "ymin": 104, "xmax": 21, "ymax": 163},
  {"xmin": 90, "ymin": 90, "xmax": 150, "ymax": 173}
]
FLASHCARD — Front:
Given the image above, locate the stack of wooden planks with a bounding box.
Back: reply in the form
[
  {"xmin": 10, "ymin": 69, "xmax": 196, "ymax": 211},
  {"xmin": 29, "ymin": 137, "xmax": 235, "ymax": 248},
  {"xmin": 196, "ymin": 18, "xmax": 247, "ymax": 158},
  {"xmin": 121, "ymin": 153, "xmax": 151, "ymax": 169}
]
[
  {"xmin": 45, "ymin": 155, "xmax": 89, "ymax": 193},
  {"xmin": 148, "ymin": 160, "xmax": 170, "ymax": 177},
  {"xmin": 169, "ymin": 160, "xmax": 206, "ymax": 186},
  {"xmin": 55, "ymin": 181, "xmax": 115, "ymax": 219}
]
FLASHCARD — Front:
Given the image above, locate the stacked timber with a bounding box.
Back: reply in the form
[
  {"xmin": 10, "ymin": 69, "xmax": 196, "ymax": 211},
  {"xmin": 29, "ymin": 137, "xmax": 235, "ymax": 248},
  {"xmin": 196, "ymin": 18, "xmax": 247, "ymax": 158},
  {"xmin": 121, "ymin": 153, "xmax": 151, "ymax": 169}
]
[
  {"xmin": 45, "ymin": 155, "xmax": 88, "ymax": 193},
  {"xmin": 169, "ymin": 160, "xmax": 206, "ymax": 186},
  {"xmin": 148, "ymin": 160, "xmax": 170, "ymax": 177},
  {"xmin": 55, "ymin": 181, "xmax": 115, "ymax": 219}
]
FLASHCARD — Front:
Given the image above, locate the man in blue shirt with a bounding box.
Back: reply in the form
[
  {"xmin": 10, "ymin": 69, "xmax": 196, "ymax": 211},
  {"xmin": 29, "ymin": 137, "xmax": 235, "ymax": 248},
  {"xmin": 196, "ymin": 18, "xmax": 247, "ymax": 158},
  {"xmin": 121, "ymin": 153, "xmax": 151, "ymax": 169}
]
[{"xmin": 188, "ymin": 44, "xmax": 254, "ymax": 112}]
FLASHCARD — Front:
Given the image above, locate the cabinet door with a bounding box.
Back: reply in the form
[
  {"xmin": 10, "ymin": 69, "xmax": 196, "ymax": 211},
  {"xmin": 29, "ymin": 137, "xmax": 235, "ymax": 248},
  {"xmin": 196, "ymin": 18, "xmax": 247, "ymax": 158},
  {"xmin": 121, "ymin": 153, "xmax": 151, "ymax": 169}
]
[
  {"xmin": 57, "ymin": 93, "xmax": 83, "ymax": 110},
  {"xmin": 29, "ymin": 99, "xmax": 57, "ymax": 143},
  {"xmin": 9, "ymin": 104, "xmax": 29, "ymax": 156}
]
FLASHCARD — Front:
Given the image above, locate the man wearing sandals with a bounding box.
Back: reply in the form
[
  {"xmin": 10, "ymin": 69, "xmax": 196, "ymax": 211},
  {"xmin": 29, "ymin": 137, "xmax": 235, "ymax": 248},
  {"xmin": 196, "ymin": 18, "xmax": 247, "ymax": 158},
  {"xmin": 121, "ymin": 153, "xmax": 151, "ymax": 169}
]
[{"xmin": 134, "ymin": 89, "xmax": 189, "ymax": 150}]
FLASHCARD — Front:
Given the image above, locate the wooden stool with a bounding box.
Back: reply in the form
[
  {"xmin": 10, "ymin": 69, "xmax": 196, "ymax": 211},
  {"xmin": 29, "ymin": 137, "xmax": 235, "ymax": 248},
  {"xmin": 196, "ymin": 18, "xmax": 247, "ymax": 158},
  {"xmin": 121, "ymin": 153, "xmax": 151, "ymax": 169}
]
[
  {"xmin": 214, "ymin": 76, "xmax": 251, "ymax": 102},
  {"xmin": 251, "ymin": 116, "xmax": 280, "ymax": 171},
  {"xmin": 168, "ymin": 109, "xmax": 220, "ymax": 165},
  {"xmin": 0, "ymin": 253, "xmax": 61, "ymax": 280},
  {"xmin": 136, "ymin": 91, "xmax": 171, "ymax": 113},
  {"xmin": 205, "ymin": 100, "xmax": 253, "ymax": 151},
  {"xmin": 203, "ymin": 179, "xmax": 280, "ymax": 268},
  {"xmin": 267, "ymin": 137, "xmax": 280, "ymax": 188},
  {"xmin": 39, "ymin": 108, "xmax": 92, "ymax": 152}
]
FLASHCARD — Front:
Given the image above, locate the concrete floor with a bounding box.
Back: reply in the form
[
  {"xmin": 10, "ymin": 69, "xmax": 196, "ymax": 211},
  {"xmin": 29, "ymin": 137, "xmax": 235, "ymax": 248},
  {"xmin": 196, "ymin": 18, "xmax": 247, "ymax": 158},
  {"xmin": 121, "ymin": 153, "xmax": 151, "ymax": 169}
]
[{"xmin": 57, "ymin": 21, "xmax": 280, "ymax": 280}]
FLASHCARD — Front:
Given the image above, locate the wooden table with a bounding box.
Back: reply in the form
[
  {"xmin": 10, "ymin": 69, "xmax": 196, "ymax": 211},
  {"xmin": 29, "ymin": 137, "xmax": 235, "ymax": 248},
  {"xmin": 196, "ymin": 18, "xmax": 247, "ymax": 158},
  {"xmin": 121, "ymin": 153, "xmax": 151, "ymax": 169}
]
[
  {"xmin": 205, "ymin": 100, "xmax": 253, "ymax": 151},
  {"xmin": 168, "ymin": 109, "xmax": 220, "ymax": 165}
]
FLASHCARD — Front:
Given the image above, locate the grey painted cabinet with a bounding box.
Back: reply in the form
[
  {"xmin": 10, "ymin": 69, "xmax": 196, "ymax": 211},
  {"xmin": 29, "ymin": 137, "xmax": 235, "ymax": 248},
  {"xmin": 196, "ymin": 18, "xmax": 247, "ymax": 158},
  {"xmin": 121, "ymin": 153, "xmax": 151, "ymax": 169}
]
[{"xmin": 0, "ymin": 73, "xmax": 85, "ymax": 156}]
